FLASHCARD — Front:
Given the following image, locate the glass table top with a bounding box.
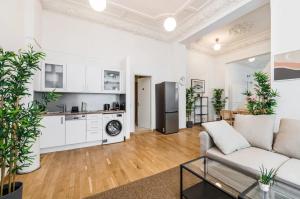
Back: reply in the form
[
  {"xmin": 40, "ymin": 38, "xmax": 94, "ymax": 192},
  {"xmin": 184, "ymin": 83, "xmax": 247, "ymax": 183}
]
[{"xmin": 182, "ymin": 157, "xmax": 300, "ymax": 199}]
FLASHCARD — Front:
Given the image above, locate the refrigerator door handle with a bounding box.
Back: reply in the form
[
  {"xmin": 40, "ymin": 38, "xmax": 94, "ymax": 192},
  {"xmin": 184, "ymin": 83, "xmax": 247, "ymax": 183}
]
[{"xmin": 175, "ymin": 83, "xmax": 179, "ymax": 102}]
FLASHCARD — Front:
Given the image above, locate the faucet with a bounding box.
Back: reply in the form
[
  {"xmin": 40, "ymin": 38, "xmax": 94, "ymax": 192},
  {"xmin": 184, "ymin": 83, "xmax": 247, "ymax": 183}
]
[
  {"xmin": 56, "ymin": 104, "xmax": 66, "ymax": 113},
  {"xmin": 81, "ymin": 102, "xmax": 87, "ymax": 112}
]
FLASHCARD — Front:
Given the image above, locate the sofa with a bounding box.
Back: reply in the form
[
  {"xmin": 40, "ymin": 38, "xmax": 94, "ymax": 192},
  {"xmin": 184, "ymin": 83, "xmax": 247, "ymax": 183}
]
[{"xmin": 200, "ymin": 116, "xmax": 300, "ymax": 189}]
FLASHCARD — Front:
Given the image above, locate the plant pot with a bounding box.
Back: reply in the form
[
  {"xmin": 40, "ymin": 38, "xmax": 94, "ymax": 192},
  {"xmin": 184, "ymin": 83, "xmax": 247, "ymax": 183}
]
[
  {"xmin": 258, "ymin": 181, "xmax": 270, "ymax": 192},
  {"xmin": 1, "ymin": 182, "xmax": 23, "ymax": 199},
  {"xmin": 186, "ymin": 121, "xmax": 193, "ymax": 128}
]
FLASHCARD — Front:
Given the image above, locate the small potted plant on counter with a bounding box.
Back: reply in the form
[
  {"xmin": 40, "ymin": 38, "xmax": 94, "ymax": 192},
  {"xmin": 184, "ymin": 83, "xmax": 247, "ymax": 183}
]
[
  {"xmin": 258, "ymin": 165, "xmax": 277, "ymax": 192},
  {"xmin": 0, "ymin": 47, "xmax": 57, "ymax": 198},
  {"xmin": 186, "ymin": 87, "xmax": 196, "ymax": 128}
]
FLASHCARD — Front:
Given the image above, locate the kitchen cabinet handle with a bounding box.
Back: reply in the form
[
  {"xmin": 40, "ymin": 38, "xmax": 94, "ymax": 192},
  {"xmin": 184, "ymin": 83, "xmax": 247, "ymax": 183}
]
[{"xmin": 61, "ymin": 117, "xmax": 64, "ymax": 124}]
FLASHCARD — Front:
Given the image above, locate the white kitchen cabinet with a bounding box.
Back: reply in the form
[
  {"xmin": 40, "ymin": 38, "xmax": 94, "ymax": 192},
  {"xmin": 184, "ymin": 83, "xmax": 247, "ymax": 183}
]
[
  {"xmin": 66, "ymin": 63, "xmax": 86, "ymax": 92},
  {"xmin": 86, "ymin": 114, "xmax": 103, "ymax": 142},
  {"xmin": 102, "ymin": 69, "xmax": 122, "ymax": 93},
  {"xmin": 40, "ymin": 115, "xmax": 66, "ymax": 148},
  {"xmin": 41, "ymin": 62, "xmax": 67, "ymax": 91},
  {"xmin": 85, "ymin": 66, "xmax": 102, "ymax": 93},
  {"xmin": 66, "ymin": 115, "xmax": 87, "ymax": 145}
]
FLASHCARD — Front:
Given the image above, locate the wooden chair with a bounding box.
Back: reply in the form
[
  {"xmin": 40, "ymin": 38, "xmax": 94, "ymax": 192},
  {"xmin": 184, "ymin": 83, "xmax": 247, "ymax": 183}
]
[{"xmin": 220, "ymin": 110, "xmax": 234, "ymax": 126}]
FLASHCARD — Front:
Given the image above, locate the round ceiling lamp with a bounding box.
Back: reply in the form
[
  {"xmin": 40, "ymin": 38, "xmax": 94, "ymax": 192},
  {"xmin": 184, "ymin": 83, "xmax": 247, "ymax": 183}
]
[
  {"xmin": 213, "ymin": 38, "xmax": 221, "ymax": 51},
  {"xmin": 89, "ymin": 0, "xmax": 107, "ymax": 12},
  {"xmin": 164, "ymin": 17, "xmax": 177, "ymax": 32},
  {"xmin": 248, "ymin": 57, "xmax": 256, "ymax": 62}
]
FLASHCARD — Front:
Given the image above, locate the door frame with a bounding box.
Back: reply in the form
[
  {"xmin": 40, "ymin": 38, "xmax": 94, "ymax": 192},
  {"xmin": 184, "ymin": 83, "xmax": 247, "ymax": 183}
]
[{"xmin": 134, "ymin": 74, "xmax": 152, "ymax": 132}]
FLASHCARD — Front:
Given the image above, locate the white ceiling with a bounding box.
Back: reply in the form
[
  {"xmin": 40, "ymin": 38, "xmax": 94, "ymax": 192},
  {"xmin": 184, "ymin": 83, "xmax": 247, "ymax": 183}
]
[
  {"xmin": 41, "ymin": 0, "xmax": 255, "ymax": 42},
  {"xmin": 232, "ymin": 53, "xmax": 270, "ymax": 69},
  {"xmin": 190, "ymin": 4, "xmax": 271, "ymax": 55}
]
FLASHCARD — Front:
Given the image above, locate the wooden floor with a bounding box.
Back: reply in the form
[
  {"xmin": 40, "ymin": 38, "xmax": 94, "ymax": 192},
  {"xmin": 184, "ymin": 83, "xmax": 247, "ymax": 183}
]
[{"xmin": 16, "ymin": 127, "xmax": 201, "ymax": 199}]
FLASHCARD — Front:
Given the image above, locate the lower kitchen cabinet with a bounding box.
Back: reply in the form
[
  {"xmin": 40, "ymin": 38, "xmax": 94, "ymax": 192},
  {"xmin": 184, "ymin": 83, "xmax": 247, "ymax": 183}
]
[
  {"xmin": 66, "ymin": 115, "xmax": 87, "ymax": 145},
  {"xmin": 40, "ymin": 114, "xmax": 103, "ymax": 153},
  {"xmin": 86, "ymin": 114, "xmax": 103, "ymax": 142},
  {"xmin": 40, "ymin": 115, "xmax": 66, "ymax": 148}
]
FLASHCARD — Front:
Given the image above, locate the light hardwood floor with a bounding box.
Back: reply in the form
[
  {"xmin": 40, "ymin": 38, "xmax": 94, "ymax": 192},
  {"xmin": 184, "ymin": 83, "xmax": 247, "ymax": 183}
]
[{"xmin": 16, "ymin": 127, "xmax": 201, "ymax": 199}]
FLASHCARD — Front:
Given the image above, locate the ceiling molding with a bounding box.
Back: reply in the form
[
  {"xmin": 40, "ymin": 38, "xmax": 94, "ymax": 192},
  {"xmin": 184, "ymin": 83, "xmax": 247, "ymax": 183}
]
[
  {"xmin": 189, "ymin": 30, "xmax": 271, "ymax": 56},
  {"xmin": 41, "ymin": 0, "xmax": 251, "ymax": 42}
]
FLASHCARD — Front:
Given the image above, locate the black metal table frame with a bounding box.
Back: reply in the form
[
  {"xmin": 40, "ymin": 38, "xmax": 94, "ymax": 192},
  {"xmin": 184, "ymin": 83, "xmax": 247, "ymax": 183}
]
[{"xmin": 180, "ymin": 156, "xmax": 259, "ymax": 199}]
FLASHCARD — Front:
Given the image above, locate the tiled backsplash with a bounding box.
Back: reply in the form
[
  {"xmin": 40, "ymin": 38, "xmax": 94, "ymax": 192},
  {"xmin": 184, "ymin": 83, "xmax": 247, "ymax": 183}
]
[{"xmin": 34, "ymin": 92, "xmax": 122, "ymax": 112}]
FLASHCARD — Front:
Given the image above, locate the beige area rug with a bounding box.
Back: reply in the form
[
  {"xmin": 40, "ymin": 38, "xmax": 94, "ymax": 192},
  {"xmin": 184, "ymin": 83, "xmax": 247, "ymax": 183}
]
[{"xmin": 85, "ymin": 167, "xmax": 197, "ymax": 199}]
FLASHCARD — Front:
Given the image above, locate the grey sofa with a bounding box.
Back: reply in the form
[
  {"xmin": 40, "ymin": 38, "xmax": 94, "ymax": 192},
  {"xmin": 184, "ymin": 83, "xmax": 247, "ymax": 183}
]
[{"xmin": 200, "ymin": 118, "xmax": 300, "ymax": 189}]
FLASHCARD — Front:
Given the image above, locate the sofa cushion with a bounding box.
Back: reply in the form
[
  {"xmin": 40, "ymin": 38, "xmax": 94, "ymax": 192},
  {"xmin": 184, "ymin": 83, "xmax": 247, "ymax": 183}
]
[
  {"xmin": 234, "ymin": 114, "xmax": 275, "ymax": 151},
  {"xmin": 273, "ymin": 119, "xmax": 300, "ymax": 159},
  {"xmin": 202, "ymin": 120, "xmax": 250, "ymax": 155},
  {"xmin": 207, "ymin": 147, "xmax": 289, "ymax": 176},
  {"xmin": 276, "ymin": 159, "xmax": 300, "ymax": 188}
]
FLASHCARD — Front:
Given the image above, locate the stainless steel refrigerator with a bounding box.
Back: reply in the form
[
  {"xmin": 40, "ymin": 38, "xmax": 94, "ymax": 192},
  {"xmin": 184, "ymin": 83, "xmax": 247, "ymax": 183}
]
[{"xmin": 155, "ymin": 82, "xmax": 179, "ymax": 134}]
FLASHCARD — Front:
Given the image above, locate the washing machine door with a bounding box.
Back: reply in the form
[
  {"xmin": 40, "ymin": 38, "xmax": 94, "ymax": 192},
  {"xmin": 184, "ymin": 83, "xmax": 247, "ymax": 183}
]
[{"xmin": 106, "ymin": 120, "xmax": 122, "ymax": 136}]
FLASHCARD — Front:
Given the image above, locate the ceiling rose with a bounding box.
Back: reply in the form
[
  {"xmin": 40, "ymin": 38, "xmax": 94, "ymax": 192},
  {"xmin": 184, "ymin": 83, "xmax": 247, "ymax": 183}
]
[
  {"xmin": 164, "ymin": 17, "xmax": 177, "ymax": 32},
  {"xmin": 89, "ymin": 0, "xmax": 107, "ymax": 12},
  {"xmin": 229, "ymin": 22, "xmax": 254, "ymax": 35}
]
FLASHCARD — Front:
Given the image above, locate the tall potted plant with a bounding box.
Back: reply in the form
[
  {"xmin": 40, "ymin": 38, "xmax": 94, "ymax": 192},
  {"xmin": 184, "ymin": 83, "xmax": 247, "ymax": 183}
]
[
  {"xmin": 186, "ymin": 87, "xmax": 196, "ymax": 128},
  {"xmin": 211, "ymin": 89, "xmax": 227, "ymax": 120},
  {"xmin": 0, "ymin": 47, "xmax": 56, "ymax": 198},
  {"xmin": 243, "ymin": 72, "xmax": 279, "ymax": 115}
]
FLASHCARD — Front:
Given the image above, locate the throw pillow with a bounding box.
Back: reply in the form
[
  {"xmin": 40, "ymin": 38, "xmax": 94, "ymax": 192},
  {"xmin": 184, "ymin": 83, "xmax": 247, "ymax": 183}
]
[
  {"xmin": 274, "ymin": 119, "xmax": 300, "ymax": 159},
  {"xmin": 234, "ymin": 114, "xmax": 275, "ymax": 151},
  {"xmin": 202, "ymin": 120, "xmax": 250, "ymax": 155}
]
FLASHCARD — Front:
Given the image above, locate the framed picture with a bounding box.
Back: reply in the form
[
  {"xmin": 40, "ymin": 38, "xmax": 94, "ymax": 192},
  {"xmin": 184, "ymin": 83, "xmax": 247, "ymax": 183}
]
[
  {"xmin": 191, "ymin": 79, "xmax": 205, "ymax": 93},
  {"xmin": 274, "ymin": 50, "xmax": 300, "ymax": 81}
]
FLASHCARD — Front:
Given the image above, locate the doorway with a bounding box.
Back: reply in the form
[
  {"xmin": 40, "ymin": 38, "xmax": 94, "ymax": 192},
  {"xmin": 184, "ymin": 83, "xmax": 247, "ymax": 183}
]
[
  {"xmin": 225, "ymin": 53, "xmax": 271, "ymax": 110},
  {"xmin": 134, "ymin": 75, "xmax": 151, "ymax": 133}
]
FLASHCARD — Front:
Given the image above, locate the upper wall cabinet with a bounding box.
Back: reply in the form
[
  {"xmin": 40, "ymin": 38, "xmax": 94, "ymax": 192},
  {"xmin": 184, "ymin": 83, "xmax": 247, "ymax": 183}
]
[
  {"xmin": 85, "ymin": 66, "xmax": 102, "ymax": 93},
  {"xmin": 66, "ymin": 63, "xmax": 85, "ymax": 92},
  {"xmin": 103, "ymin": 69, "xmax": 123, "ymax": 93},
  {"xmin": 41, "ymin": 62, "xmax": 67, "ymax": 92},
  {"xmin": 34, "ymin": 52, "xmax": 125, "ymax": 94}
]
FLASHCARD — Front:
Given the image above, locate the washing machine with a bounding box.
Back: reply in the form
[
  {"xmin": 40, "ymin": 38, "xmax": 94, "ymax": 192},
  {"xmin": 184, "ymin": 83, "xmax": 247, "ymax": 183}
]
[{"xmin": 102, "ymin": 113, "xmax": 125, "ymax": 144}]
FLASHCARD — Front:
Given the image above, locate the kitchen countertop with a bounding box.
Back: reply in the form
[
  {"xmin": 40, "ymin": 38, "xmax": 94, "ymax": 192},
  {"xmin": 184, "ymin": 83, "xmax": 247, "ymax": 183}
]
[{"xmin": 43, "ymin": 110, "xmax": 126, "ymax": 116}]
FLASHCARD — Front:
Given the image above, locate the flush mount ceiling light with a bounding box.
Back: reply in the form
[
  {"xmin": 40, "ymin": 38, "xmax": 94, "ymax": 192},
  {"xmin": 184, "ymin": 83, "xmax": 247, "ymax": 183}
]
[
  {"xmin": 164, "ymin": 17, "xmax": 177, "ymax": 32},
  {"xmin": 213, "ymin": 38, "xmax": 221, "ymax": 51},
  {"xmin": 248, "ymin": 57, "xmax": 256, "ymax": 62},
  {"xmin": 89, "ymin": 0, "xmax": 107, "ymax": 12}
]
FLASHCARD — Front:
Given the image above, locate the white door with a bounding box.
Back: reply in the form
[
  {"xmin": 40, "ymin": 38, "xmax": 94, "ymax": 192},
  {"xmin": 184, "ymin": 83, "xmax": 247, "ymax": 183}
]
[
  {"xmin": 137, "ymin": 77, "xmax": 151, "ymax": 129},
  {"xmin": 40, "ymin": 116, "xmax": 66, "ymax": 148}
]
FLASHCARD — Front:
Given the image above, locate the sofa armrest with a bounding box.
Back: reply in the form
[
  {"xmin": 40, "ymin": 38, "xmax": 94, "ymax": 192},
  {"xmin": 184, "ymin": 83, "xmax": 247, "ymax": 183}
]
[{"xmin": 199, "ymin": 131, "xmax": 214, "ymax": 156}]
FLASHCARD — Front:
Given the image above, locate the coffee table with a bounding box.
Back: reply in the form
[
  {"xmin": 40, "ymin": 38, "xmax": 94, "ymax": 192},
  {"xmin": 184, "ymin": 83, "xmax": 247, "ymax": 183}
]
[{"xmin": 180, "ymin": 156, "xmax": 300, "ymax": 199}]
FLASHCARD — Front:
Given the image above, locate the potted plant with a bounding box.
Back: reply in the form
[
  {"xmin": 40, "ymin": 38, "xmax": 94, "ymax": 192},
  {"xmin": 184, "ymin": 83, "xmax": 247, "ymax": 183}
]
[
  {"xmin": 0, "ymin": 47, "xmax": 57, "ymax": 198},
  {"xmin": 259, "ymin": 165, "xmax": 277, "ymax": 192},
  {"xmin": 211, "ymin": 89, "xmax": 227, "ymax": 120},
  {"xmin": 243, "ymin": 72, "xmax": 279, "ymax": 115},
  {"xmin": 186, "ymin": 87, "xmax": 196, "ymax": 128}
]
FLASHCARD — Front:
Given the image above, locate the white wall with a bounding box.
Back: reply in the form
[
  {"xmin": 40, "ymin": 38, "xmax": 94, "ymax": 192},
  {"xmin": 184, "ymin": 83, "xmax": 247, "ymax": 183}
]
[
  {"xmin": 0, "ymin": 0, "xmax": 42, "ymax": 105},
  {"xmin": 187, "ymin": 50, "xmax": 217, "ymax": 120},
  {"xmin": 271, "ymin": 0, "xmax": 300, "ymax": 120},
  {"xmin": 0, "ymin": 0, "xmax": 42, "ymax": 51},
  {"xmin": 0, "ymin": 0, "xmax": 25, "ymax": 51},
  {"xmin": 225, "ymin": 63, "xmax": 258, "ymax": 110},
  {"xmin": 41, "ymin": 11, "xmax": 187, "ymax": 131}
]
